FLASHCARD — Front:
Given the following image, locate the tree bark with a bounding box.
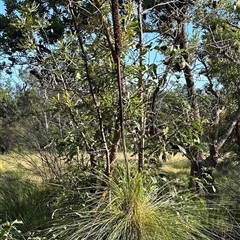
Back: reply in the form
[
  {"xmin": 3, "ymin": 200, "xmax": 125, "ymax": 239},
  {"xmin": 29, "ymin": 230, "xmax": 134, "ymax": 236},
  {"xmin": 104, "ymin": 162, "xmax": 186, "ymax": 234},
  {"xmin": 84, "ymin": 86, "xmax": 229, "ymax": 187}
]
[
  {"xmin": 178, "ymin": 19, "xmax": 204, "ymax": 190},
  {"xmin": 204, "ymin": 107, "xmax": 240, "ymax": 168},
  {"xmin": 108, "ymin": 0, "xmax": 129, "ymax": 178},
  {"xmin": 137, "ymin": 0, "xmax": 145, "ymax": 171}
]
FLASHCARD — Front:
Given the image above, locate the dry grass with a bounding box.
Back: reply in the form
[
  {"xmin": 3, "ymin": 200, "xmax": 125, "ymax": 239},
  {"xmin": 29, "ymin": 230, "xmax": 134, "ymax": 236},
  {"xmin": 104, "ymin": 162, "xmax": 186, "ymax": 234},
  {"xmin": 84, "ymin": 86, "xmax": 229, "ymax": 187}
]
[
  {"xmin": 114, "ymin": 152, "xmax": 190, "ymax": 177},
  {"xmin": 0, "ymin": 151, "xmax": 190, "ymax": 182},
  {"xmin": 116, "ymin": 151, "xmax": 138, "ymax": 161},
  {"xmin": 161, "ymin": 153, "xmax": 190, "ymax": 174},
  {"xmin": 0, "ymin": 152, "xmax": 47, "ymax": 182},
  {"xmin": 0, "ymin": 153, "xmax": 37, "ymax": 170}
]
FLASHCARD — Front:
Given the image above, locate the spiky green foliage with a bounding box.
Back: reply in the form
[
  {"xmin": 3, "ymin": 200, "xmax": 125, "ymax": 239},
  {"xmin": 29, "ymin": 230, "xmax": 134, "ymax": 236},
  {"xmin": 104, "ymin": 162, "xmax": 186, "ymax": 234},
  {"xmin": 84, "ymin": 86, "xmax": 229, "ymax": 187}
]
[{"xmin": 49, "ymin": 172, "xmax": 230, "ymax": 240}]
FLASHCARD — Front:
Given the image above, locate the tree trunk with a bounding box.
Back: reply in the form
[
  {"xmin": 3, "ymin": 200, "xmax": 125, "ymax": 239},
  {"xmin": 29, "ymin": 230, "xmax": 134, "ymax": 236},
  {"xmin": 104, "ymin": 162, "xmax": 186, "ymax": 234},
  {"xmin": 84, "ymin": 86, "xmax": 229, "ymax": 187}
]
[
  {"xmin": 108, "ymin": 119, "xmax": 121, "ymax": 176},
  {"xmin": 178, "ymin": 19, "xmax": 204, "ymax": 190},
  {"xmin": 137, "ymin": 0, "xmax": 145, "ymax": 171},
  {"xmin": 204, "ymin": 107, "xmax": 240, "ymax": 168},
  {"xmin": 108, "ymin": 0, "xmax": 129, "ymax": 179}
]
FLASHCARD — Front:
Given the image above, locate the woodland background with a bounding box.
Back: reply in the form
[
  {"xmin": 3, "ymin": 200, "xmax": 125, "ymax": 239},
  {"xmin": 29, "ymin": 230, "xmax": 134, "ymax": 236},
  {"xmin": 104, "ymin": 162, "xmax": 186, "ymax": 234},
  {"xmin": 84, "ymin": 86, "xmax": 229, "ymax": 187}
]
[{"xmin": 1, "ymin": 0, "xmax": 240, "ymax": 239}]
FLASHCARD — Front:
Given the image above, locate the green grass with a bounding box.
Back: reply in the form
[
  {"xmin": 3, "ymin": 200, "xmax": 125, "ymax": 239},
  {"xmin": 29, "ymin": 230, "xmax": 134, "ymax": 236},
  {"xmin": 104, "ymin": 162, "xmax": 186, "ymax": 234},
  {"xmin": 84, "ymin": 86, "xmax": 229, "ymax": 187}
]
[
  {"xmin": 48, "ymin": 170, "xmax": 230, "ymax": 240},
  {"xmin": 0, "ymin": 152, "xmax": 238, "ymax": 239},
  {"xmin": 0, "ymin": 170, "xmax": 56, "ymax": 238},
  {"xmin": 0, "ymin": 153, "xmax": 52, "ymax": 238}
]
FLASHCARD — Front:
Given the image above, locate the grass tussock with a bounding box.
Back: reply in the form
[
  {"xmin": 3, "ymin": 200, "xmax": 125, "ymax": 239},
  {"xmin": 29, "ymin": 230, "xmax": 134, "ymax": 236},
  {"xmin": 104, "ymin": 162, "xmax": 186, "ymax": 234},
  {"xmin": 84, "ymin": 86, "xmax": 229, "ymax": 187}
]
[
  {"xmin": 0, "ymin": 170, "xmax": 54, "ymax": 235},
  {"xmin": 49, "ymin": 170, "xmax": 228, "ymax": 240}
]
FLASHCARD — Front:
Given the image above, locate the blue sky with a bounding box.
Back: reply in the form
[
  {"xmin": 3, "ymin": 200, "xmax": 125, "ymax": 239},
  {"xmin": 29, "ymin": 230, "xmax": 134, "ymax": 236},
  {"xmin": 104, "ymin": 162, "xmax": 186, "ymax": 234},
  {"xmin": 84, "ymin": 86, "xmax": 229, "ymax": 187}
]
[{"xmin": 0, "ymin": 1, "xmax": 4, "ymax": 14}]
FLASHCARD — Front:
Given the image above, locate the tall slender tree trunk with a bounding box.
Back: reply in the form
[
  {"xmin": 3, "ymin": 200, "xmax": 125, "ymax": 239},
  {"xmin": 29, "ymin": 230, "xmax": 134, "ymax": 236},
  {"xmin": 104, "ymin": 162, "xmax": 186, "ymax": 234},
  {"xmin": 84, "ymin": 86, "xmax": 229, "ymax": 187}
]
[
  {"xmin": 178, "ymin": 17, "xmax": 204, "ymax": 190},
  {"xmin": 137, "ymin": 0, "xmax": 146, "ymax": 171},
  {"xmin": 108, "ymin": 0, "xmax": 129, "ymax": 179}
]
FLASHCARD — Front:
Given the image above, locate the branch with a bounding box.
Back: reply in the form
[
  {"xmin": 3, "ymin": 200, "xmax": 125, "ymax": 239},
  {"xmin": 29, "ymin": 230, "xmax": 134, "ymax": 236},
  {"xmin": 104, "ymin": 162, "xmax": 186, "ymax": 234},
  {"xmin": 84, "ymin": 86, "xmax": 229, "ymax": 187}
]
[
  {"xmin": 94, "ymin": 0, "xmax": 117, "ymax": 62},
  {"xmin": 144, "ymin": 0, "xmax": 181, "ymax": 12},
  {"xmin": 216, "ymin": 107, "xmax": 240, "ymax": 150}
]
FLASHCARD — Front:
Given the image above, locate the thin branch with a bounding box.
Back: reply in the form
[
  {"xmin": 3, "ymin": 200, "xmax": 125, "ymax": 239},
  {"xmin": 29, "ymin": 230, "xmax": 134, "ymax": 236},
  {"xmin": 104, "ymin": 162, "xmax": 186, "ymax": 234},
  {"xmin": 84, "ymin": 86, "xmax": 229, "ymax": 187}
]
[
  {"xmin": 94, "ymin": 0, "xmax": 117, "ymax": 63},
  {"xmin": 144, "ymin": 0, "xmax": 180, "ymax": 12},
  {"xmin": 68, "ymin": 0, "xmax": 110, "ymax": 168},
  {"xmin": 216, "ymin": 107, "xmax": 240, "ymax": 150}
]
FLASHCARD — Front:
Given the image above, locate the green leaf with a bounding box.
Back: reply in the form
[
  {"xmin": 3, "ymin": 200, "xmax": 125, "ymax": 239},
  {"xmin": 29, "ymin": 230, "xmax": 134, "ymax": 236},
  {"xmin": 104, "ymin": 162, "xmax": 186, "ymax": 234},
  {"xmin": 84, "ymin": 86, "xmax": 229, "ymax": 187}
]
[
  {"xmin": 191, "ymin": 121, "xmax": 202, "ymax": 132},
  {"xmin": 177, "ymin": 145, "xmax": 186, "ymax": 155},
  {"xmin": 195, "ymin": 143, "xmax": 208, "ymax": 152}
]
